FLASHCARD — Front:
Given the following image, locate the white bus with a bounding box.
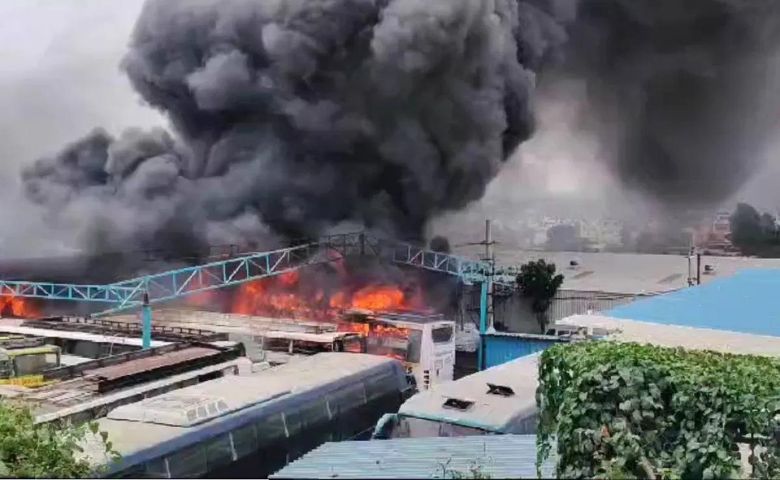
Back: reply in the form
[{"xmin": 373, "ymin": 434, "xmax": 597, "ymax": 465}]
[
  {"xmin": 372, "ymin": 353, "xmax": 540, "ymax": 439},
  {"xmin": 82, "ymin": 353, "xmax": 413, "ymax": 479},
  {"xmin": 341, "ymin": 311, "xmax": 456, "ymax": 391}
]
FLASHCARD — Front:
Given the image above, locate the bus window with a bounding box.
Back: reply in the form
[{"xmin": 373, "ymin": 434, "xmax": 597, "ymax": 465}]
[
  {"xmin": 256, "ymin": 413, "xmax": 287, "ymax": 446},
  {"xmin": 167, "ymin": 443, "xmax": 207, "ymax": 478},
  {"xmin": 205, "ymin": 434, "xmax": 234, "ymax": 470},
  {"xmin": 231, "ymin": 423, "xmax": 258, "ymax": 460},
  {"xmin": 292, "ymin": 400, "xmax": 331, "ymax": 430},
  {"xmin": 143, "ymin": 458, "xmax": 169, "ymax": 478},
  {"xmin": 385, "ymin": 416, "xmax": 489, "ymax": 439},
  {"xmin": 327, "ymin": 384, "xmax": 366, "ymax": 416},
  {"xmin": 432, "ymin": 326, "xmax": 453, "ymax": 344},
  {"xmin": 365, "ymin": 373, "xmax": 395, "ymax": 401},
  {"xmin": 406, "ymin": 330, "xmax": 422, "ymax": 363}
]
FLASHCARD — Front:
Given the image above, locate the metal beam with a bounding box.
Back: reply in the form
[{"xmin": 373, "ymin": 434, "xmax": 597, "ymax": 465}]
[
  {"xmin": 0, "ymin": 232, "xmax": 516, "ymax": 313},
  {"xmin": 0, "ymin": 280, "xmax": 136, "ymax": 304}
]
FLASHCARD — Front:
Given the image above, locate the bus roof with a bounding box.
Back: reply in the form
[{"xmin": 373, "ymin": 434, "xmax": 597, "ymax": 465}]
[
  {"xmin": 81, "ymin": 353, "xmax": 404, "ymax": 469},
  {"xmin": 261, "ymin": 330, "xmax": 359, "ymax": 343},
  {"xmin": 397, "ymin": 354, "xmax": 539, "ymax": 433}
]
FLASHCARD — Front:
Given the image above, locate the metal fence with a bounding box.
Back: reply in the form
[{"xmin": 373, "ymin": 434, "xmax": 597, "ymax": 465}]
[{"xmin": 546, "ymin": 290, "xmax": 650, "ymax": 323}]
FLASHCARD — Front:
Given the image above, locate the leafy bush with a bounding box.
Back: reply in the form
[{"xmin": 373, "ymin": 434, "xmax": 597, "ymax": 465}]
[
  {"xmin": 536, "ymin": 341, "xmax": 780, "ymax": 479},
  {"xmin": 0, "ymin": 401, "xmax": 115, "ymax": 478}
]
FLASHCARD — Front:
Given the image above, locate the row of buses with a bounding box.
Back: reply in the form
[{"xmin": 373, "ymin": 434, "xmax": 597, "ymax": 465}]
[{"xmin": 81, "ymin": 350, "xmax": 540, "ymax": 478}]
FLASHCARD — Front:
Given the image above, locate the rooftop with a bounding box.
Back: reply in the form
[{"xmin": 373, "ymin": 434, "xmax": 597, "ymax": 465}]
[
  {"xmin": 559, "ymin": 314, "xmax": 780, "ymax": 357},
  {"xmin": 270, "ymin": 434, "xmax": 554, "ymax": 479},
  {"xmin": 399, "ymin": 354, "xmax": 539, "ymax": 432},
  {"xmin": 605, "ymin": 269, "xmax": 780, "ymax": 337},
  {"xmin": 82, "ymin": 353, "xmax": 401, "ymax": 465},
  {"xmin": 456, "ymin": 246, "xmax": 780, "ymax": 294}
]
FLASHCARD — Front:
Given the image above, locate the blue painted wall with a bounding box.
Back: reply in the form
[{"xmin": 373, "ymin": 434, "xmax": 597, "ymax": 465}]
[
  {"xmin": 607, "ymin": 269, "xmax": 780, "ymax": 337},
  {"xmin": 482, "ymin": 333, "xmax": 568, "ymax": 369}
]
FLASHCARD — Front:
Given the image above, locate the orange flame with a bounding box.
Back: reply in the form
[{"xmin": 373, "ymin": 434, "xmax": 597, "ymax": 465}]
[{"xmin": 0, "ymin": 296, "xmax": 38, "ymax": 318}]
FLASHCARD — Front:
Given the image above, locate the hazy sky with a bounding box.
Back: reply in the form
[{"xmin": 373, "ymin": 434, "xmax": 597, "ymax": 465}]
[{"xmin": 0, "ymin": 0, "xmax": 164, "ymax": 187}]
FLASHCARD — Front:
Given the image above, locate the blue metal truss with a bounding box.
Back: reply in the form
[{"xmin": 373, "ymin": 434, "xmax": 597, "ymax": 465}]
[
  {"xmin": 0, "ymin": 280, "xmax": 137, "ymax": 304},
  {"xmin": 0, "ymin": 231, "xmax": 517, "ymax": 319}
]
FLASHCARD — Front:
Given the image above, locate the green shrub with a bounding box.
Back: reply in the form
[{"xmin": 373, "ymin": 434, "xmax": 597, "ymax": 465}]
[
  {"xmin": 0, "ymin": 401, "xmax": 115, "ymax": 478},
  {"xmin": 536, "ymin": 341, "xmax": 780, "ymax": 479}
]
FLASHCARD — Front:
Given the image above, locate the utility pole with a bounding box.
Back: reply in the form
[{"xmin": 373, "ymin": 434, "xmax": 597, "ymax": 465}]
[{"xmin": 483, "ymin": 220, "xmax": 495, "ymax": 334}]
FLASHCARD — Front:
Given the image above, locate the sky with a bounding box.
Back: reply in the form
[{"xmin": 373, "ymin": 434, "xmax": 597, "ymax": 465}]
[
  {"xmin": 0, "ymin": 0, "xmax": 164, "ymax": 187},
  {"xmin": 1, "ymin": 0, "xmax": 779, "ymax": 254}
]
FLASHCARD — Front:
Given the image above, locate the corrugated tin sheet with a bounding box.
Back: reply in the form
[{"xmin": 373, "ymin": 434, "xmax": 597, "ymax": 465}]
[
  {"xmin": 270, "ymin": 435, "xmax": 555, "ymax": 479},
  {"xmin": 607, "ymin": 269, "xmax": 780, "ymax": 337},
  {"xmin": 483, "ymin": 333, "xmax": 564, "ymax": 369},
  {"xmin": 83, "ymin": 347, "xmax": 218, "ymax": 381}
]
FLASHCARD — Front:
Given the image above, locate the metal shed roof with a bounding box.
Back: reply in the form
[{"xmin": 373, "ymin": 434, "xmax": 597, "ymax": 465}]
[
  {"xmin": 605, "ymin": 269, "xmax": 780, "ymax": 337},
  {"xmin": 559, "ymin": 314, "xmax": 780, "ymax": 357},
  {"xmin": 270, "ymin": 435, "xmax": 554, "ymax": 479},
  {"xmin": 456, "ymin": 246, "xmax": 780, "ymax": 295}
]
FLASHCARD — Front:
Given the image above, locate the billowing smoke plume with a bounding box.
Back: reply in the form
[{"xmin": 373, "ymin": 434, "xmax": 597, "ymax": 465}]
[
  {"xmin": 19, "ymin": 0, "xmax": 780, "ymax": 260},
  {"xmin": 555, "ymin": 0, "xmax": 780, "ymax": 207},
  {"xmin": 21, "ymin": 0, "xmax": 571, "ymax": 255}
]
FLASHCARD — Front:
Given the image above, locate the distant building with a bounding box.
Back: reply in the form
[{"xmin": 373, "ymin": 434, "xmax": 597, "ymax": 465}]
[{"xmin": 455, "ymin": 245, "xmax": 780, "ymax": 334}]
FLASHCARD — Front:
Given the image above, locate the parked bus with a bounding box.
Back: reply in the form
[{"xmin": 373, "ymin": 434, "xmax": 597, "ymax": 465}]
[
  {"xmin": 372, "ymin": 353, "xmax": 539, "ymax": 439},
  {"xmin": 81, "ymin": 352, "xmax": 414, "ymax": 479},
  {"xmin": 341, "ymin": 310, "xmax": 456, "ymax": 390}
]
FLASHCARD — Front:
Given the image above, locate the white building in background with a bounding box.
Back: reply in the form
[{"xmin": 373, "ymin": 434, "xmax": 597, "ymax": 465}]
[{"xmin": 454, "ymin": 244, "xmax": 780, "ymax": 334}]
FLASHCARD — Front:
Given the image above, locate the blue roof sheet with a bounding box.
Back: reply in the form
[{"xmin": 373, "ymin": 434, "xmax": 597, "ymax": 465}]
[
  {"xmin": 607, "ymin": 269, "xmax": 780, "ymax": 337},
  {"xmin": 270, "ymin": 435, "xmax": 554, "ymax": 479}
]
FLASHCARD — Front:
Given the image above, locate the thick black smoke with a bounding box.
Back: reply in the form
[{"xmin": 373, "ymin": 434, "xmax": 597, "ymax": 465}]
[
  {"xmin": 555, "ymin": 0, "xmax": 780, "ymax": 207},
  {"xmin": 20, "ymin": 0, "xmax": 780, "ymax": 260},
  {"xmin": 21, "ymin": 0, "xmax": 571, "ymax": 254}
]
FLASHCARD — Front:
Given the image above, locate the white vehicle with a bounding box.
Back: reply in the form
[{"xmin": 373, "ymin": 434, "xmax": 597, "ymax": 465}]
[
  {"xmin": 341, "ymin": 311, "xmax": 456, "ymax": 391},
  {"xmin": 372, "ymin": 353, "xmax": 540, "ymax": 439},
  {"xmin": 81, "ymin": 353, "xmax": 413, "ymax": 479}
]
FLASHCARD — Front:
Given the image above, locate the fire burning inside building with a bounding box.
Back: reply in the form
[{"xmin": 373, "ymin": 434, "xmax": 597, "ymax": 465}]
[
  {"xmin": 196, "ymin": 263, "xmax": 432, "ymax": 323},
  {"xmin": 0, "ymin": 296, "xmax": 37, "ymax": 319}
]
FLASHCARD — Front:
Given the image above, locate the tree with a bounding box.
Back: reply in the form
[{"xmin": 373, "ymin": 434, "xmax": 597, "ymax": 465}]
[
  {"xmin": 731, "ymin": 203, "xmax": 764, "ymax": 248},
  {"xmin": 516, "ymin": 259, "xmax": 564, "ymax": 331},
  {"xmin": 730, "ymin": 203, "xmax": 780, "ymax": 256},
  {"xmin": 0, "ymin": 401, "xmax": 115, "ymax": 478}
]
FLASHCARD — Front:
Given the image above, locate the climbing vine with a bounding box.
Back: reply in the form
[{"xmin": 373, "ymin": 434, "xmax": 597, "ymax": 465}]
[{"xmin": 536, "ymin": 342, "xmax": 780, "ymax": 479}]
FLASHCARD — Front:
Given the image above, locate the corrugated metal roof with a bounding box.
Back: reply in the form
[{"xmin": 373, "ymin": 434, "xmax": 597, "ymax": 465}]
[
  {"xmin": 270, "ymin": 435, "xmax": 554, "ymax": 479},
  {"xmin": 606, "ymin": 269, "xmax": 780, "ymax": 337},
  {"xmin": 456, "ymin": 246, "xmax": 780, "ymax": 294},
  {"xmin": 83, "ymin": 347, "xmax": 218, "ymax": 381}
]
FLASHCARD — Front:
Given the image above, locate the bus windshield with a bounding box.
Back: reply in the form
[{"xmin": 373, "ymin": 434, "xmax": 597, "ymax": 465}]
[
  {"xmin": 382, "ymin": 415, "xmax": 490, "ymax": 439},
  {"xmin": 365, "ymin": 327, "xmax": 421, "ymax": 363}
]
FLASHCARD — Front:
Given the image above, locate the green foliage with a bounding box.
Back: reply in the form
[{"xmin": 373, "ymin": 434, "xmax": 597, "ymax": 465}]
[
  {"xmin": 0, "ymin": 401, "xmax": 117, "ymax": 478},
  {"xmin": 435, "ymin": 458, "xmax": 493, "ymax": 479},
  {"xmin": 536, "ymin": 341, "xmax": 780, "ymax": 479},
  {"xmin": 730, "ymin": 203, "xmax": 780, "ymax": 257},
  {"xmin": 516, "ymin": 259, "xmax": 564, "ymax": 330}
]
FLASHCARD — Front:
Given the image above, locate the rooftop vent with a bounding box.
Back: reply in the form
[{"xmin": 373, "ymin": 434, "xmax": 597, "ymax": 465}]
[
  {"xmin": 486, "ymin": 383, "xmax": 515, "ymax": 397},
  {"xmin": 107, "ymin": 394, "xmax": 230, "ymax": 427},
  {"xmin": 569, "ymin": 260, "xmax": 580, "ymax": 268},
  {"xmin": 442, "ymin": 398, "xmax": 474, "ymax": 411}
]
